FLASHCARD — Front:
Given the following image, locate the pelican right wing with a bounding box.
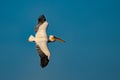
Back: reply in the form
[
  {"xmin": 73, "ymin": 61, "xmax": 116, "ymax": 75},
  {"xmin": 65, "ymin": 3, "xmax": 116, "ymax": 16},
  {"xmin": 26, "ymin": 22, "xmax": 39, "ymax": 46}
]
[{"xmin": 36, "ymin": 45, "xmax": 49, "ymax": 68}]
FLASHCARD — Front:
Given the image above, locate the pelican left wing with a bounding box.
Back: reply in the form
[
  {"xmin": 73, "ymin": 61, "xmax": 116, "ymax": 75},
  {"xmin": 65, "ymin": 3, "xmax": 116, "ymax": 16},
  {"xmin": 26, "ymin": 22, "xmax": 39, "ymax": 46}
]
[{"xmin": 35, "ymin": 15, "xmax": 46, "ymax": 33}]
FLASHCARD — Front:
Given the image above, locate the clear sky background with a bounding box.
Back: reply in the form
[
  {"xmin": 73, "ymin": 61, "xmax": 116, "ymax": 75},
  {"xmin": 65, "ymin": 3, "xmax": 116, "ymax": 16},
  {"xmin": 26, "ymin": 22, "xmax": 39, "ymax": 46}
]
[{"xmin": 0, "ymin": 0, "xmax": 120, "ymax": 80}]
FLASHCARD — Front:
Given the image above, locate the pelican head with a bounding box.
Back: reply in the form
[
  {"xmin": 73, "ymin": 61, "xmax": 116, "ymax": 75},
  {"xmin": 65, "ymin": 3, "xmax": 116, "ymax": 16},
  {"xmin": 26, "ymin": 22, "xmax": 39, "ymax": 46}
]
[{"xmin": 49, "ymin": 35, "xmax": 65, "ymax": 42}]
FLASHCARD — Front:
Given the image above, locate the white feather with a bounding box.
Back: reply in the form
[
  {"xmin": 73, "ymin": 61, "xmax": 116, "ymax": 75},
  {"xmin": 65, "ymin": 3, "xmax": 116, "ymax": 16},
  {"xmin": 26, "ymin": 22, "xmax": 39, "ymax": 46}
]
[
  {"xmin": 28, "ymin": 35, "xmax": 35, "ymax": 42},
  {"xmin": 35, "ymin": 21, "xmax": 50, "ymax": 59}
]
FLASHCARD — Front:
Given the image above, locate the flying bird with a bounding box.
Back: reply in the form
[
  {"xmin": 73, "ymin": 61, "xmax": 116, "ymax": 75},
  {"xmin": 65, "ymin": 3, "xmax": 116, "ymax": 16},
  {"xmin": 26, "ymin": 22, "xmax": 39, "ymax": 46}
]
[{"xmin": 28, "ymin": 15, "xmax": 64, "ymax": 68}]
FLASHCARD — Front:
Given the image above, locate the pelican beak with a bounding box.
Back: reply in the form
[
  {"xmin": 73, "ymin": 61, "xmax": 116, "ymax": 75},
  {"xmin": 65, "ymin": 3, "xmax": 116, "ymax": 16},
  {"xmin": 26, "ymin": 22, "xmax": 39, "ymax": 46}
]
[{"xmin": 54, "ymin": 36, "xmax": 65, "ymax": 42}]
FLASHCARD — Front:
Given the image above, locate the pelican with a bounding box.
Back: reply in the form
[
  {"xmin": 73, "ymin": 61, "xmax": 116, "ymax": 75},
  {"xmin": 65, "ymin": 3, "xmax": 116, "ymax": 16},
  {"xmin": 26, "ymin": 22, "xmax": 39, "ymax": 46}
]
[{"xmin": 28, "ymin": 15, "xmax": 64, "ymax": 68}]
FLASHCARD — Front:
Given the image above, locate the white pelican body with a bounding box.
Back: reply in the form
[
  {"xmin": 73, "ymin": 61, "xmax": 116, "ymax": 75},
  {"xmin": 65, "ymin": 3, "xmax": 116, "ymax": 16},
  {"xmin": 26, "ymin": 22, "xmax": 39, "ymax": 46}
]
[
  {"xmin": 28, "ymin": 15, "xmax": 64, "ymax": 68},
  {"xmin": 35, "ymin": 21, "xmax": 50, "ymax": 58}
]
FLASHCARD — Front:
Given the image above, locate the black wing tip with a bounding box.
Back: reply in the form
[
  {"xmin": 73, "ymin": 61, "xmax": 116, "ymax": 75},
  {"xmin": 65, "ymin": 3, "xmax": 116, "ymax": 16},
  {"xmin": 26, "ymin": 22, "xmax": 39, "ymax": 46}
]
[
  {"xmin": 36, "ymin": 45, "xmax": 49, "ymax": 68},
  {"xmin": 40, "ymin": 56, "xmax": 49, "ymax": 68},
  {"xmin": 38, "ymin": 14, "xmax": 46, "ymax": 23}
]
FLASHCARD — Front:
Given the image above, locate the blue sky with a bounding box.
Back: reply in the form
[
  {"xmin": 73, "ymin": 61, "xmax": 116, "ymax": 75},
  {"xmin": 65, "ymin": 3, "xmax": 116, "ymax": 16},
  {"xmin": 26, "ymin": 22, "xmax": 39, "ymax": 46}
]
[{"xmin": 0, "ymin": 0, "xmax": 120, "ymax": 80}]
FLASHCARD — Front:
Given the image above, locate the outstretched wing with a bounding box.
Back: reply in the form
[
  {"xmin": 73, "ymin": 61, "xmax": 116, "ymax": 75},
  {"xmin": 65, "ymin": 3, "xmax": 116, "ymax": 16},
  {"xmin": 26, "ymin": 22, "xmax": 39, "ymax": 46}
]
[
  {"xmin": 36, "ymin": 45, "xmax": 49, "ymax": 68},
  {"xmin": 35, "ymin": 15, "xmax": 46, "ymax": 33},
  {"xmin": 35, "ymin": 14, "xmax": 50, "ymax": 68}
]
